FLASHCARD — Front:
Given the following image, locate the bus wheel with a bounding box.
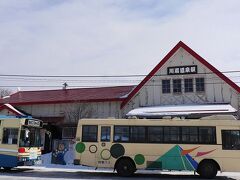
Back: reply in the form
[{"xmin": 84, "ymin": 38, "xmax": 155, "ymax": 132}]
[
  {"xmin": 116, "ymin": 158, "xmax": 135, "ymax": 177},
  {"xmin": 197, "ymin": 160, "xmax": 218, "ymax": 179}
]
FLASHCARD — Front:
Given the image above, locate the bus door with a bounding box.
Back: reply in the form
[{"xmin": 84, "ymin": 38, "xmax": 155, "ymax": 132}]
[
  {"xmin": 97, "ymin": 125, "xmax": 112, "ymax": 168},
  {"xmin": 0, "ymin": 123, "xmax": 19, "ymax": 168}
]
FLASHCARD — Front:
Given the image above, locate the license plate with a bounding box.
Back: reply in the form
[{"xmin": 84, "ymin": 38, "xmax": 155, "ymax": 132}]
[
  {"xmin": 34, "ymin": 160, "xmax": 42, "ymax": 165},
  {"xmin": 29, "ymin": 152, "xmax": 37, "ymax": 159}
]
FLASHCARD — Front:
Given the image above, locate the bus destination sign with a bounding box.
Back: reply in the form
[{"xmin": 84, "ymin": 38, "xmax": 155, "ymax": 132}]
[{"xmin": 26, "ymin": 119, "xmax": 42, "ymax": 127}]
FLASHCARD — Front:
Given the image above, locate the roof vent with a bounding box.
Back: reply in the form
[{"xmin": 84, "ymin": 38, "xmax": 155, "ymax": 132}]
[{"xmin": 62, "ymin": 82, "xmax": 68, "ymax": 90}]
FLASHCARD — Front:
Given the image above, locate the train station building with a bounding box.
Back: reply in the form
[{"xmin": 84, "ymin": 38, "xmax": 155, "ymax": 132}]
[{"xmin": 0, "ymin": 41, "xmax": 239, "ymax": 152}]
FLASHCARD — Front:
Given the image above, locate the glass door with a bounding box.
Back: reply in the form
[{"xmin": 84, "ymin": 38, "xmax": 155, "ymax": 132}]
[{"xmin": 97, "ymin": 125, "xmax": 112, "ymax": 168}]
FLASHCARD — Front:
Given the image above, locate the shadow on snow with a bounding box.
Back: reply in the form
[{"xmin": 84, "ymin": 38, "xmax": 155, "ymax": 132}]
[{"xmin": 0, "ymin": 168, "xmax": 237, "ymax": 180}]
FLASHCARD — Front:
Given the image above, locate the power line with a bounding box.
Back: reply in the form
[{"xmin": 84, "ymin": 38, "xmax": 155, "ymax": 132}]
[
  {"xmin": 0, "ymin": 70, "xmax": 239, "ymax": 78},
  {"xmin": 0, "ymin": 74, "xmax": 239, "ymax": 84},
  {"xmin": 0, "ymin": 81, "xmax": 239, "ymax": 88},
  {"xmin": 0, "ymin": 76, "xmax": 239, "ymax": 84}
]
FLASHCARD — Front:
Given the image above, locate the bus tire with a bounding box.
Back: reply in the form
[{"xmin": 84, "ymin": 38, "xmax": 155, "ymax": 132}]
[
  {"xmin": 197, "ymin": 160, "xmax": 218, "ymax": 179},
  {"xmin": 115, "ymin": 158, "xmax": 136, "ymax": 177}
]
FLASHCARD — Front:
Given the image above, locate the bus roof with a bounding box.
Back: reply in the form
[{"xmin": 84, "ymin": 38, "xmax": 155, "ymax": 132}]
[{"xmin": 78, "ymin": 115, "xmax": 240, "ymax": 127}]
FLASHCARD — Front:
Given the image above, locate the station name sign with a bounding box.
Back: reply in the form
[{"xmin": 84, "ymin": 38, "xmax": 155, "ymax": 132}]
[
  {"xmin": 167, "ymin": 65, "xmax": 198, "ymax": 75},
  {"xmin": 25, "ymin": 119, "xmax": 42, "ymax": 127}
]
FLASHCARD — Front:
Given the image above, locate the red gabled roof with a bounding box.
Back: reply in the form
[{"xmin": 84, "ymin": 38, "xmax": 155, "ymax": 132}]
[
  {"xmin": 121, "ymin": 41, "xmax": 240, "ymax": 109},
  {"xmin": 0, "ymin": 86, "xmax": 135, "ymax": 105}
]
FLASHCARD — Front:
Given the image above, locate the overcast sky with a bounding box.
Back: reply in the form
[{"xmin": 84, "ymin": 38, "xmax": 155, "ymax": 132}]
[{"xmin": 0, "ymin": 0, "xmax": 239, "ymax": 91}]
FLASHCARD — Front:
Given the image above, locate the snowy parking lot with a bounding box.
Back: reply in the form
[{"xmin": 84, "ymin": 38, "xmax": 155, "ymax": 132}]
[
  {"xmin": 0, "ymin": 166, "xmax": 240, "ymax": 180},
  {"xmin": 0, "ymin": 153, "xmax": 239, "ymax": 179}
]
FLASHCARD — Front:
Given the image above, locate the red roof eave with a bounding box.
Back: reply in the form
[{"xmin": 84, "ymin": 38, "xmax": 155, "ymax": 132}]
[{"xmin": 6, "ymin": 98, "xmax": 126, "ymax": 106}]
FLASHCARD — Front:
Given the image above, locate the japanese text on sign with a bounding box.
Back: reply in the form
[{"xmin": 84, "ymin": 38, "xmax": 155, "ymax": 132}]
[{"xmin": 167, "ymin": 65, "xmax": 197, "ymax": 75}]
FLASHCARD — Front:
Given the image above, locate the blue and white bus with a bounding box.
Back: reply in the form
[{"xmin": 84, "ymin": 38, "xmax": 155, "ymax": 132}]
[{"xmin": 0, "ymin": 116, "xmax": 42, "ymax": 170}]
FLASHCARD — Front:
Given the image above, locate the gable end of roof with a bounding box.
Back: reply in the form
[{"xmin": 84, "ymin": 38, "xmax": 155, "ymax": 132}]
[{"xmin": 120, "ymin": 41, "xmax": 240, "ymax": 109}]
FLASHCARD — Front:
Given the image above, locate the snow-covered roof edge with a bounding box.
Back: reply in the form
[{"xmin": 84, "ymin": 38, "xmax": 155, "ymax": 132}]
[
  {"xmin": 126, "ymin": 104, "xmax": 237, "ymax": 118},
  {"xmin": 0, "ymin": 103, "xmax": 26, "ymax": 116}
]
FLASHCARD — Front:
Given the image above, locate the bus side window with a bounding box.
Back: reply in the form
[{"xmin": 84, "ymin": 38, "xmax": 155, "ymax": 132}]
[
  {"xmin": 199, "ymin": 127, "xmax": 216, "ymax": 144},
  {"xmin": 222, "ymin": 130, "xmax": 240, "ymax": 150},
  {"xmin": 148, "ymin": 126, "xmax": 163, "ymax": 143},
  {"xmin": 182, "ymin": 127, "xmax": 198, "ymax": 143},
  {"xmin": 131, "ymin": 126, "xmax": 146, "ymax": 143},
  {"xmin": 114, "ymin": 126, "xmax": 129, "ymax": 142},
  {"xmin": 2, "ymin": 128, "xmax": 19, "ymax": 145},
  {"xmin": 82, "ymin": 125, "xmax": 98, "ymax": 142},
  {"xmin": 164, "ymin": 126, "xmax": 180, "ymax": 143},
  {"xmin": 101, "ymin": 126, "xmax": 111, "ymax": 142}
]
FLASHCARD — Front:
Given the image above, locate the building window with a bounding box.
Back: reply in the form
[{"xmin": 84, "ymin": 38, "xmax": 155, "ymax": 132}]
[
  {"xmin": 196, "ymin": 78, "xmax": 205, "ymax": 92},
  {"xmin": 62, "ymin": 127, "xmax": 76, "ymax": 139},
  {"xmin": 114, "ymin": 126, "xmax": 129, "ymax": 142},
  {"xmin": 162, "ymin": 80, "xmax": 171, "ymax": 94},
  {"xmin": 222, "ymin": 130, "xmax": 240, "ymax": 150},
  {"xmin": 101, "ymin": 126, "xmax": 111, "ymax": 142},
  {"xmin": 2, "ymin": 128, "xmax": 19, "ymax": 144},
  {"xmin": 82, "ymin": 125, "xmax": 98, "ymax": 142},
  {"xmin": 173, "ymin": 79, "xmax": 182, "ymax": 93},
  {"xmin": 184, "ymin": 79, "xmax": 193, "ymax": 93}
]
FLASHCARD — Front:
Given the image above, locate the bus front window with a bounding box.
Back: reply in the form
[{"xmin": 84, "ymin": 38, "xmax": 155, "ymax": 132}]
[{"xmin": 19, "ymin": 126, "xmax": 41, "ymax": 147}]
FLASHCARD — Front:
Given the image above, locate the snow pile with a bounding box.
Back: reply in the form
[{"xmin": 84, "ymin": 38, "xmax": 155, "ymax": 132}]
[
  {"xmin": 38, "ymin": 151, "xmax": 97, "ymax": 171},
  {"xmin": 41, "ymin": 149, "xmax": 74, "ymax": 166},
  {"xmin": 63, "ymin": 149, "xmax": 74, "ymax": 165},
  {"xmin": 41, "ymin": 152, "xmax": 52, "ymax": 165}
]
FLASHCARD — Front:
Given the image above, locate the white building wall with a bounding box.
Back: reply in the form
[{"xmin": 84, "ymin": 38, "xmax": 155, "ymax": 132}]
[
  {"xmin": 0, "ymin": 109, "xmax": 16, "ymax": 116},
  {"xmin": 17, "ymin": 101, "xmax": 122, "ymax": 124},
  {"xmin": 122, "ymin": 47, "xmax": 239, "ymax": 116}
]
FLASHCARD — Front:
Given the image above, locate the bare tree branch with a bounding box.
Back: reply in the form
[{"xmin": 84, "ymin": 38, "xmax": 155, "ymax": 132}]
[
  {"xmin": 63, "ymin": 103, "xmax": 95, "ymax": 123},
  {"xmin": 0, "ymin": 88, "xmax": 12, "ymax": 98}
]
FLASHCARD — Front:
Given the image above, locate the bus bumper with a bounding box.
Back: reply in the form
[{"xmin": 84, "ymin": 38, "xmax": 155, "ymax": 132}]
[{"xmin": 18, "ymin": 159, "xmax": 42, "ymax": 166}]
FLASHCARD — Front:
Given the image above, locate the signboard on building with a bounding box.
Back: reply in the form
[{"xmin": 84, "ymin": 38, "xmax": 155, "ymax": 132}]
[{"xmin": 167, "ymin": 65, "xmax": 197, "ymax": 75}]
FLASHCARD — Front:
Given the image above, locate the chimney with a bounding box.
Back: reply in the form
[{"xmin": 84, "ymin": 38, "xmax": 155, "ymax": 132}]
[{"xmin": 62, "ymin": 82, "xmax": 68, "ymax": 90}]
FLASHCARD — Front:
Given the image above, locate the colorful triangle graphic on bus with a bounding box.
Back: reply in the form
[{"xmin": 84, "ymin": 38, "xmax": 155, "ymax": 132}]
[{"xmin": 146, "ymin": 145, "xmax": 198, "ymax": 171}]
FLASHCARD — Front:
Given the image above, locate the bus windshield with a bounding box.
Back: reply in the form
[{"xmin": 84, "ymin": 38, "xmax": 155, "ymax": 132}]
[{"xmin": 19, "ymin": 126, "xmax": 41, "ymax": 147}]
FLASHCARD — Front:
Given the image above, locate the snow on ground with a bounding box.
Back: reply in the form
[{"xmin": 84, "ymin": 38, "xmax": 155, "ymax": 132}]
[
  {"xmin": 41, "ymin": 152, "xmax": 51, "ymax": 165},
  {"xmin": 35, "ymin": 151, "xmax": 240, "ymax": 180},
  {"xmin": 37, "ymin": 152, "xmax": 98, "ymax": 171},
  {"xmin": 41, "ymin": 149, "xmax": 74, "ymax": 166},
  {"xmin": 21, "ymin": 164, "xmax": 240, "ymax": 180},
  {"xmin": 63, "ymin": 150, "xmax": 74, "ymax": 165},
  {"xmin": 37, "ymin": 153, "xmax": 240, "ymax": 179}
]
